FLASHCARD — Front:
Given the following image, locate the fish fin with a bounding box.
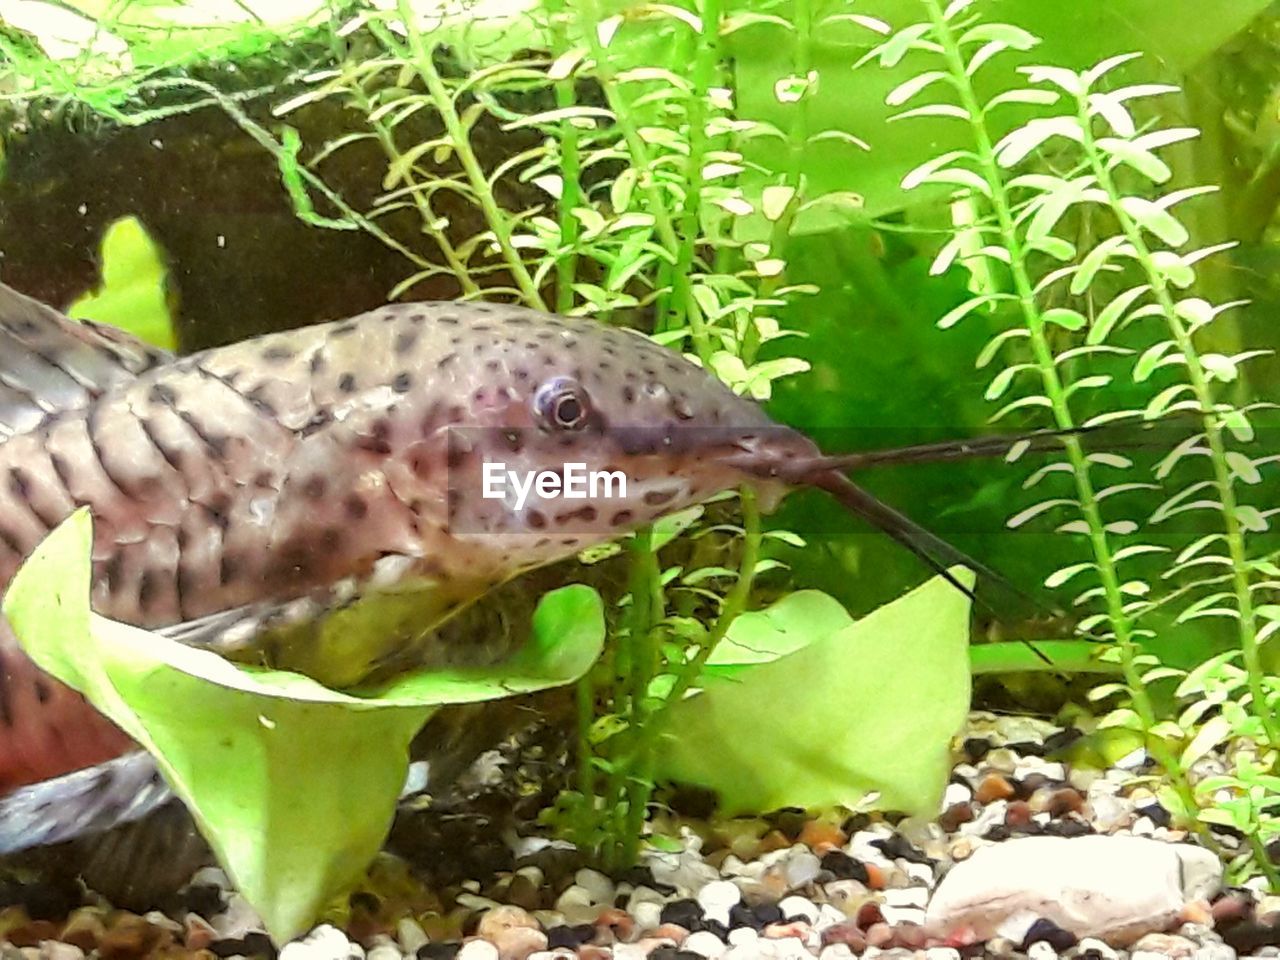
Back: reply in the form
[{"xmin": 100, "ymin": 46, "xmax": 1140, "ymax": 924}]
[
  {"xmin": 0, "ymin": 282, "xmax": 171, "ymax": 440},
  {"xmin": 0, "ymin": 750, "xmax": 174, "ymax": 855}
]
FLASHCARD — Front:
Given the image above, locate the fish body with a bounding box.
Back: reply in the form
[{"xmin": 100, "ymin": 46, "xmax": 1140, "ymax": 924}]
[{"xmin": 0, "ymin": 287, "xmax": 812, "ymax": 794}]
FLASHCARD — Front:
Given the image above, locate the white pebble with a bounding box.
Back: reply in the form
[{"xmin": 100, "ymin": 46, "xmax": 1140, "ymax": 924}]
[
  {"xmin": 574, "ymin": 868, "xmax": 615, "ymax": 905},
  {"xmin": 1077, "ymin": 939, "xmax": 1119, "ymax": 960},
  {"xmin": 631, "ymin": 899, "xmax": 663, "ymax": 932},
  {"xmin": 396, "ymin": 919, "xmax": 428, "ymax": 954},
  {"xmin": 813, "ymin": 903, "xmax": 845, "ymax": 932},
  {"xmin": 366, "ymin": 945, "xmax": 402, "ymax": 960},
  {"xmin": 925, "ymin": 949, "xmax": 961, "ymax": 960},
  {"xmin": 768, "ymin": 937, "xmax": 814, "ymax": 960},
  {"xmin": 727, "ymin": 926, "xmax": 759, "ymax": 947},
  {"xmin": 943, "ymin": 782, "xmax": 973, "ymax": 807},
  {"xmin": 784, "ymin": 849, "xmax": 822, "ymax": 889},
  {"xmin": 684, "ymin": 929, "xmax": 728, "ymax": 958},
  {"xmin": 1027, "ymin": 942, "xmax": 1058, "ymax": 960},
  {"xmin": 883, "ymin": 886, "xmax": 929, "ymax": 909},
  {"xmin": 456, "ymin": 942, "xmax": 500, "ymax": 960},
  {"xmin": 777, "ymin": 895, "xmax": 819, "ymax": 923},
  {"xmin": 697, "ymin": 879, "xmax": 742, "ymax": 924},
  {"xmin": 818, "ymin": 946, "xmax": 857, "ymax": 960},
  {"xmin": 552, "ymin": 885, "xmax": 596, "ymax": 925},
  {"xmin": 280, "ymin": 925, "xmax": 361, "ymax": 960}
]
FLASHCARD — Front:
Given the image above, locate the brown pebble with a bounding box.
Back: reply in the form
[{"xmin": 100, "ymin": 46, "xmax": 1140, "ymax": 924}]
[
  {"xmin": 798, "ymin": 820, "xmax": 847, "ymax": 853},
  {"xmin": 491, "ymin": 925, "xmax": 547, "ymax": 960},
  {"xmin": 855, "ymin": 901, "xmax": 885, "ymax": 930},
  {"xmin": 59, "ymin": 910, "xmax": 107, "ymax": 952},
  {"xmin": 1180, "ymin": 898, "xmax": 1213, "ymax": 926},
  {"xmin": 1045, "ymin": 787, "xmax": 1085, "ymax": 817},
  {"xmin": 182, "ymin": 914, "xmax": 216, "ymax": 952},
  {"xmin": 649, "ymin": 924, "xmax": 689, "ymax": 944},
  {"xmin": 504, "ymin": 874, "xmax": 542, "ymax": 912},
  {"xmin": 975, "ymin": 773, "xmax": 1016, "ymax": 803},
  {"xmin": 862, "ymin": 863, "xmax": 886, "ymax": 891},
  {"xmin": 865, "ymin": 921, "xmax": 894, "ymax": 947},
  {"xmin": 4, "ymin": 921, "xmax": 59, "ymax": 948},
  {"xmin": 938, "ymin": 802, "xmax": 975, "ymax": 831},
  {"xmin": 820, "ymin": 921, "xmax": 867, "ymax": 950},
  {"xmin": 1211, "ymin": 891, "xmax": 1253, "ymax": 924},
  {"xmin": 764, "ymin": 921, "xmax": 811, "ymax": 939},
  {"xmin": 1005, "ymin": 800, "xmax": 1033, "ymax": 827},
  {"xmin": 477, "ymin": 905, "xmax": 540, "ymax": 940},
  {"xmin": 758, "ymin": 829, "xmax": 792, "ymax": 853},
  {"xmin": 99, "ymin": 914, "xmax": 164, "ymax": 960},
  {"xmin": 593, "ymin": 907, "xmax": 633, "ymax": 943}
]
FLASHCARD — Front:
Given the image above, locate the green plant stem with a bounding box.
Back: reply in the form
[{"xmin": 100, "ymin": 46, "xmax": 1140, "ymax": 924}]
[
  {"xmin": 1075, "ymin": 110, "xmax": 1279, "ymax": 747},
  {"xmin": 669, "ymin": 0, "xmax": 722, "ymax": 335},
  {"xmin": 1250, "ymin": 831, "xmax": 1280, "ymax": 890},
  {"xmin": 618, "ymin": 530, "xmax": 663, "ymax": 868},
  {"xmin": 579, "ymin": 0, "xmax": 713, "ymax": 364},
  {"xmin": 660, "ymin": 488, "xmax": 762, "ymax": 709},
  {"xmin": 349, "ymin": 81, "xmax": 481, "ymax": 298},
  {"xmin": 392, "ymin": 0, "xmax": 547, "ymax": 310},
  {"xmin": 922, "ymin": 0, "xmax": 1199, "ymax": 814},
  {"xmin": 545, "ymin": 0, "xmax": 584, "ymax": 313},
  {"xmin": 744, "ymin": 0, "xmax": 810, "ymax": 367}
]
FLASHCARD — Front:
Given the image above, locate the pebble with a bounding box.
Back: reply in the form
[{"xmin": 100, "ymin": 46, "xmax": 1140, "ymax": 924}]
[
  {"xmin": 777, "ymin": 897, "xmax": 818, "ymax": 924},
  {"xmin": 696, "ymin": 881, "xmax": 741, "ymax": 925},
  {"xmin": 575, "ymin": 870, "xmax": 615, "ymax": 906},
  {"xmin": 683, "ymin": 930, "xmax": 727, "ymax": 958},
  {"xmin": 397, "ymin": 920, "xmax": 429, "ymax": 954},
  {"xmin": 491, "ymin": 926, "xmax": 547, "ymax": 960},
  {"xmin": 366, "ymin": 944, "xmax": 402, "ymax": 960},
  {"xmin": 279, "ymin": 925, "xmax": 361, "ymax": 960},
  {"xmin": 456, "ymin": 942, "xmax": 501, "ymax": 960}
]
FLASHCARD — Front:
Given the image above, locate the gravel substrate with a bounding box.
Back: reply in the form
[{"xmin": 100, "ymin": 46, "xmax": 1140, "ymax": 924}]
[{"xmin": 3, "ymin": 713, "xmax": 1279, "ymax": 960}]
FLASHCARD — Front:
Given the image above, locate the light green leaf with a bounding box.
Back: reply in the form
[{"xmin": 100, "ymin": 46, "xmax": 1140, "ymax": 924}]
[
  {"xmin": 656, "ymin": 570, "xmax": 974, "ymax": 817},
  {"xmin": 4, "ymin": 511, "xmax": 604, "ymax": 943},
  {"xmin": 67, "ymin": 216, "xmax": 176, "ymax": 351}
]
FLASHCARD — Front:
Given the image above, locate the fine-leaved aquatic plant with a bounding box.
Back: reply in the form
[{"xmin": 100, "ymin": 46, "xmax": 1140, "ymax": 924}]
[{"xmin": 868, "ymin": 0, "xmax": 1280, "ymax": 883}]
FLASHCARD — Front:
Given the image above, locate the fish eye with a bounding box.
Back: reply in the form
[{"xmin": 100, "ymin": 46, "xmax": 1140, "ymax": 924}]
[{"xmin": 534, "ymin": 377, "xmax": 591, "ymax": 431}]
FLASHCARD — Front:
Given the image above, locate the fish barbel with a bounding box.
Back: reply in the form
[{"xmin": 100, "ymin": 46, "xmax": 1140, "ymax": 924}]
[{"xmin": 0, "ymin": 281, "xmax": 1048, "ymax": 880}]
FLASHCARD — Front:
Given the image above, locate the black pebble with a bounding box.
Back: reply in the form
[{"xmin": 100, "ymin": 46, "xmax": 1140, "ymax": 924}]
[
  {"xmin": 1137, "ymin": 801, "xmax": 1172, "ymax": 828},
  {"xmin": 1022, "ymin": 917, "xmax": 1077, "ymax": 951},
  {"xmin": 546, "ymin": 924, "xmax": 595, "ymax": 948},
  {"xmin": 870, "ymin": 834, "xmax": 931, "ymax": 865},
  {"xmin": 752, "ymin": 901, "xmax": 784, "ymax": 926},
  {"xmin": 417, "ymin": 943, "xmax": 461, "ymax": 960},
  {"xmin": 962, "ymin": 737, "xmax": 992, "ymax": 762},
  {"xmin": 1042, "ymin": 726, "xmax": 1084, "ymax": 754},
  {"xmin": 984, "ymin": 824, "xmax": 1012, "ymax": 841},
  {"xmin": 771, "ymin": 807, "xmax": 808, "ymax": 841},
  {"xmin": 649, "ymin": 949, "xmax": 707, "ymax": 960},
  {"xmin": 1047, "ymin": 817, "xmax": 1095, "ymax": 838},
  {"xmin": 660, "ymin": 897, "xmax": 704, "ymax": 929},
  {"xmin": 211, "ymin": 932, "xmax": 277, "ymax": 959},
  {"xmin": 1004, "ymin": 739, "xmax": 1047, "ymax": 758},
  {"xmin": 1222, "ymin": 917, "xmax": 1280, "ymax": 953},
  {"xmin": 728, "ymin": 902, "xmax": 761, "ymax": 930},
  {"xmin": 691, "ymin": 918, "xmax": 730, "ymax": 938},
  {"xmin": 820, "ymin": 850, "xmax": 869, "ymax": 882},
  {"xmin": 179, "ymin": 881, "xmax": 228, "ymax": 917}
]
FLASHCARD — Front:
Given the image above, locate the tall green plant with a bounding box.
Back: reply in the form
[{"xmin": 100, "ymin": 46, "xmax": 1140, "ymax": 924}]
[{"xmin": 869, "ymin": 0, "xmax": 1280, "ymax": 881}]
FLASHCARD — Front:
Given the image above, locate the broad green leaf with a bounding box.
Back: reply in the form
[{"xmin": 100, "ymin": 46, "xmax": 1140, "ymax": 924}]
[
  {"xmin": 703, "ymin": 589, "xmax": 854, "ymax": 675},
  {"xmin": 4, "ymin": 511, "xmax": 604, "ymax": 944},
  {"xmin": 655, "ymin": 570, "xmax": 974, "ymax": 817},
  {"xmin": 67, "ymin": 215, "xmax": 176, "ymax": 351}
]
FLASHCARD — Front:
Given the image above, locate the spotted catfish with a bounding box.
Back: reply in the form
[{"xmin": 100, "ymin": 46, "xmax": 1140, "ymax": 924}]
[{"xmin": 0, "ymin": 280, "xmax": 1045, "ymax": 848}]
